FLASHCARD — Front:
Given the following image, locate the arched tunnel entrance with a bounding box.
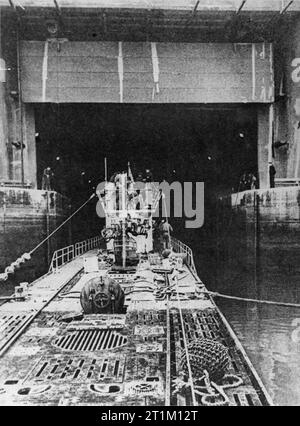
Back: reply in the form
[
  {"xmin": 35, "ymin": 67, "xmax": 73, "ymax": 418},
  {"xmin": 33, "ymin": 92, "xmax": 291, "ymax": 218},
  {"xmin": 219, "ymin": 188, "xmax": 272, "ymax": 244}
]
[
  {"xmin": 35, "ymin": 103, "xmax": 258, "ymax": 198},
  {"xmin": 34, "ymin": 103, "xmax": 258, "ymax": 240},
  {"xmin": 33, "ymin": 102, "xmax": 258, "ymax": 248}
]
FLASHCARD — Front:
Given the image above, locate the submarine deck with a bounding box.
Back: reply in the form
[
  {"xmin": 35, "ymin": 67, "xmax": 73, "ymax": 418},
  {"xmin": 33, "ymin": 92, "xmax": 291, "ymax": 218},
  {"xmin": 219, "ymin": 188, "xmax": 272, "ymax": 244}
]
[{"xmin": 0, "ymin": 247, "xmax": 273, "ymax": 406}]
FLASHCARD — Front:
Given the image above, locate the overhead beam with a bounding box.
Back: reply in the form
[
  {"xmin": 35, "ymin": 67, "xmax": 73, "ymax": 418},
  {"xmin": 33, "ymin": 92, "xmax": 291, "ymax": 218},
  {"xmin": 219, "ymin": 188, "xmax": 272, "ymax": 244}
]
[
  {"xmin": 191, "ymin": 0, "xmax": 200, "ymax": 16},
  {"xmin": 102, "ymin": 12, "xmax": 107, "ymax": 35},
  {"xmin": 236, "ymin": 0, "xmax": 247, "ymax": 15},
  {"xmin": 185, "ymin": 0, "xmax": 200, "ymax": 27},
  {"xmin": 53, "ymin": 0, "xmax": 61, "ymax": 16},
  {"xmin": 266, "ymin": 0, "xmax": 294, "ymax": 28},
  {"xmin": 8, "ymin": 0, "xmax": 15, "ymax": 9},
  {"xmin": 7, "ymin": 0, "xmax": 25, "ymax": 184},
  {"xmin": 3, "ymin": 1, "xmax": 300, "ymax": 12},
  {"xmin": 9, "ymin": 0, "xmax": 25, "ymax": 10},
  {"xmin": 280, "ymin": 0, "xmax": 294, "ymax": 15}
]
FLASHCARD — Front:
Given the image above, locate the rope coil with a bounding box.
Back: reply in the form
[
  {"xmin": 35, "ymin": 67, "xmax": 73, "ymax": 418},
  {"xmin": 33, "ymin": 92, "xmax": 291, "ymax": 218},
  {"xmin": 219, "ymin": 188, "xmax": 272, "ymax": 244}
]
[{"xmin": 172, "ymin": 272, "xmax": 244, "ymax": 407}]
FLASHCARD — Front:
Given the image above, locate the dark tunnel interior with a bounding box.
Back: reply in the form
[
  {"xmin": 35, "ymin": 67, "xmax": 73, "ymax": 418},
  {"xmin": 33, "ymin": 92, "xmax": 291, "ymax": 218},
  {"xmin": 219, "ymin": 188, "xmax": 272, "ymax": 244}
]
[
  {"xmin": 35, "ymin": 103, "xmax": 258, "ymax": 195},
  {"xmin": 34, "ymin": 103, "xmax": 258, "ymax": 239}
]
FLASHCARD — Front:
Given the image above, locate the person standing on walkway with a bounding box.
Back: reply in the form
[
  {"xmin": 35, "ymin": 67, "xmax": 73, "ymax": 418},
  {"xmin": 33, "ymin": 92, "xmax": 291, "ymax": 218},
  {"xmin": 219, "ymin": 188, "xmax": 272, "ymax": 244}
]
[
  {"xmin": 42, "ymin": 167, "xmax": 54, "ymax": 191},
  {"xmin": 269, "ymin": 163, "xmax": 276, "ymax": 188},
  {"xmin": 159, "ymin": 219, "xmax": 173, "ymax": 250}
]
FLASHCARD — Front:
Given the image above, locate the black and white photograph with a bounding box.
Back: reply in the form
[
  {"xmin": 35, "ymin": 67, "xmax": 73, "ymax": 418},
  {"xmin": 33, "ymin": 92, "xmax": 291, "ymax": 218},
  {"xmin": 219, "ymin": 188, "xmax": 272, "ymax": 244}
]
[{"xmin": 0, "ymin": 0, "xmax": 299, "ymax": 410}]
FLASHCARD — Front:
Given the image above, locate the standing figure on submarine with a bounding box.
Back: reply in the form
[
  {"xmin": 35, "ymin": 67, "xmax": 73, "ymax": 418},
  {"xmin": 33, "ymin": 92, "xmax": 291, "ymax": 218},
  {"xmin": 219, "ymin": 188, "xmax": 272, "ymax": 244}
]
[{"xmin": 159, "ymin": 219, "xmax": 173, "ymax": 250}]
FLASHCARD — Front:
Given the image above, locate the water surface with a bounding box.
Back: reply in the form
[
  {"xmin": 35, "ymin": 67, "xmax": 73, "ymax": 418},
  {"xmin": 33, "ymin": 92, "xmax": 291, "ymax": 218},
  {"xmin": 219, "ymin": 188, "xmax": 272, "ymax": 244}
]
[{"xmin": 200, "ymin": 242, "xmax": 300, "ymax": 406}]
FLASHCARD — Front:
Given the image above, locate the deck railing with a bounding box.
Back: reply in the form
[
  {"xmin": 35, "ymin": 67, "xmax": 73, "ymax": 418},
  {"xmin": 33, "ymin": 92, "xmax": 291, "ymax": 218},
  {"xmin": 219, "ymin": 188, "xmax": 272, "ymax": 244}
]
[
  {"xmin": 49, "ymin": 235, "xmax": 196, "ymax": 276},
  {"xmin": 171, "ymin": 237, "xmax": 198, "ymax": 278},
  {"xmin": 49, "ymin": 236, "xmax": 103, "ymax": 273}
]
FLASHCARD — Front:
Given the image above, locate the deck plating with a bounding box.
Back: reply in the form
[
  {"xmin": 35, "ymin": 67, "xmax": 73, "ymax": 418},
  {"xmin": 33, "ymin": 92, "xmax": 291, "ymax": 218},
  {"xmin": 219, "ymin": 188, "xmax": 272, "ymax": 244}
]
[{"xmin": 0, "ymin": 246, "xmax": 273, "ymax": 406}]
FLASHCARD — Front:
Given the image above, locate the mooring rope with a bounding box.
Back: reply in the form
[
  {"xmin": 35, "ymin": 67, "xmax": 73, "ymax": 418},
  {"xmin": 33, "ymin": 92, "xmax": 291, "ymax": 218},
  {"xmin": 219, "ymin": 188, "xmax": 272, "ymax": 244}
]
[
  {"xmin": 204, "ymin": 290, "xmax": 300, "ymax": 309},
  {"xmin": 31, "ymin": 194, "xmax": 95, "ymax": 255},
  {"xmin": 0, "ymin": 193, "xmax": 96, "ymax": 282}
]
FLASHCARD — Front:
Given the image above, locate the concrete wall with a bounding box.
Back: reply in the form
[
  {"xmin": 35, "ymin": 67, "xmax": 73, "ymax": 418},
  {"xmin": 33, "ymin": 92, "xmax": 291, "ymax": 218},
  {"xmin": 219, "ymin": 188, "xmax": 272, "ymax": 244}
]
[
  {"xmin": 20, "ymin": 41, "xmax": 274, "ymax": 104},
  {"xmin": 274, "ymin": 17, "xmax": 300, "ymax": 179},
  {"xmin": 0, "ymin": 187, "xmax": 70, "ymax": 280},
  {"xmin": 216, "ymin": 187, "xmax": 300, "ymax": 271},
  {"xmin": 229, "ymin": 187, "xmax": 300, "ymax": 225},
  {"xmin": 0, "ymin": 13, "xmax": 18, "ymax": 183},
  {"xmin": 0, "ymin": 14, "xmax": 37, "ymax": 187},
  {"xmin": 258, "ymin": 105, "xmax": 273, "ymax": 189},
  {"xmin": 23, "ymin": 104, "xmax": 37, "ymax": 186},
  {"xmin": 0, "ymin": 81, "xmax": 9, "ymax": 182}
]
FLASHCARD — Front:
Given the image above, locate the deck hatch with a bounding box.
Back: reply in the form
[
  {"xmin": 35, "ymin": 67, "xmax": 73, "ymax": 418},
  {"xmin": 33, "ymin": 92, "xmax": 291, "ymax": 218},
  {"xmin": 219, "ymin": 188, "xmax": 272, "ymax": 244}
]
[
  {"xmin": 26, "ymin": 355, "xmax": 126, "ymax": 383},
  {"xmin": 54, "ymin": 329, "xmax": 127, "ymax": 351},
  {"xmin": 0, "ymin": 313, "xmax": 34, "ymax": 354}
]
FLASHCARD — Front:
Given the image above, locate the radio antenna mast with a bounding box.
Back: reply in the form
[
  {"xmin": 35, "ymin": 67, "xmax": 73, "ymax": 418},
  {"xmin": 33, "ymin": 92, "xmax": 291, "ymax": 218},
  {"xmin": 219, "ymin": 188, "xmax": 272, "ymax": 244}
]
[{"xmin": 104, "ymin": 157, "xmax": 108, "ymax": 182}]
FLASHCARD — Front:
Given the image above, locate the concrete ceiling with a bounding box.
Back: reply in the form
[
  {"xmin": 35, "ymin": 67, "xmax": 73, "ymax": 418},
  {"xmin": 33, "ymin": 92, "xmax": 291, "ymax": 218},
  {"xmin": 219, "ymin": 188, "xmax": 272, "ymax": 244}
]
[
  {"xmin": 1, "ymin": 1, "xmax": 299, "ymax": 42},
  {"xmin": 0, "ymin": 1, "xmax": 300, "ymax": 12}
]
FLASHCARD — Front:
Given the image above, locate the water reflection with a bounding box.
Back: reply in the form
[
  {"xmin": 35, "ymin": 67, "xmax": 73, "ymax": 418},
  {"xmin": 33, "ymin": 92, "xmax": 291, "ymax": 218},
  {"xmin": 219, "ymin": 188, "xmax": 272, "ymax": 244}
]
[{"xmin": 204, "ymin": 244, "xmax": 300, "ymax": 406}]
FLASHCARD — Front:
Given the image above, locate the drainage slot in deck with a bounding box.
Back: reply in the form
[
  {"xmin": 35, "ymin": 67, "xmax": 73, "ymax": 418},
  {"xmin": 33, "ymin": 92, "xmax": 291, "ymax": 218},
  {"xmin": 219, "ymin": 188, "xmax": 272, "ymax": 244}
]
[
  {"xmin": 25, "ymin": 355, "xmax": 126, "ymax": 383},
  {"xmin": 18, "ymin": 387, "xmax": 31, "ymax": 395},
  {"xmin": 36, "ymin": 362, "xmax": 48, "ymax": 377},
  {"xmin": 245, "ymin": 394, "xmax": 254, "ymax": 406},
  {"xmin": 233, "ymin": 393, "xmax": 241, "ymax": 406},
  {"xmin": 54, "ymin": 329, "xmax": 127, "ymax": 351},
  {"xmin": 146, "ymin": 376, "xmax": 159, "ymax": 382},
  {"xmin": 90, "ymin": 384, "xmax": 122, "ymax": 394},
  {"xmin": 17, "ymin": 385, "xmax": 52, "ymax": 396},
  {"xmin": 4, "ymin": 380, "xmax": 19, "ymax": 385},
  {"xmin": 109, "ymin": 385, "xmax": 121, "ymax": 393}
]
